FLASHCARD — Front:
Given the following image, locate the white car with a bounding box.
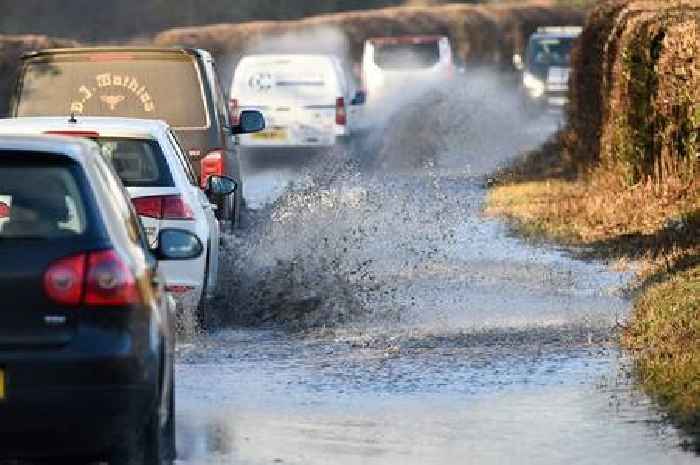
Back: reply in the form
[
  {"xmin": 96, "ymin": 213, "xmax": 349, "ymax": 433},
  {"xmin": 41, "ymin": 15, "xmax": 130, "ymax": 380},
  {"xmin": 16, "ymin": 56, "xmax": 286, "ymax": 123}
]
[
  {"xmin": 361, "ymin": 35, "xmax": 454, "ymax": 102},
  {"xmin": 230, "ymin": 54, "xmax": 364, "ymax": 149},
  {"xmin": 0, "ymin": 117, "xmax": 231, "ymax": 319}
]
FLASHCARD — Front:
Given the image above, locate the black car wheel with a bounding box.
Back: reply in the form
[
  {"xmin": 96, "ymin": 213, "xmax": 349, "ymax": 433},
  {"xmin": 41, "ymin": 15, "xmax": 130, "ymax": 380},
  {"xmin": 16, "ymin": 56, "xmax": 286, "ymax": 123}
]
[
  {"xmin": 215, "ymin": 192, "xmax": 239, "ymax": 232},
  {"xmin": 195, "ymin": 252, "xmax": 210, "ymax": 331},
  {"xmin": 110, "ymin": 369, "xmax": 173, "ymax": 465}
]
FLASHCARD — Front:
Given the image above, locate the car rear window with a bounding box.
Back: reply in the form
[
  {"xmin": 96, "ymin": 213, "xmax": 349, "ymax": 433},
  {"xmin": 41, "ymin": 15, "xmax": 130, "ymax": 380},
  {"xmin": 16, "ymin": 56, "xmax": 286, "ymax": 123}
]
[
  {"xmin": 374, "ymin": 43, "xmax": 441, "ymax": 70},
  {"xmin": 94, "ymin": 138, "xmax": 174, "ymax": 188},
  {"xmin": 16, "ymin": 53, "xmax": 208, "ymax": 129},
  {"xmin": 0, "ymin": 160, "xmax": 86, "ymax": 239}
]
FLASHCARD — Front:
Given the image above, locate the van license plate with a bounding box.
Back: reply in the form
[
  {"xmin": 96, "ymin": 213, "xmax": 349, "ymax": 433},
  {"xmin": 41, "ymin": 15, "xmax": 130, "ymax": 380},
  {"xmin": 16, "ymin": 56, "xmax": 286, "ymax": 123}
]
[{"xmin": 252, "ymin": 129, "xmax": 287, "ymax": 140}]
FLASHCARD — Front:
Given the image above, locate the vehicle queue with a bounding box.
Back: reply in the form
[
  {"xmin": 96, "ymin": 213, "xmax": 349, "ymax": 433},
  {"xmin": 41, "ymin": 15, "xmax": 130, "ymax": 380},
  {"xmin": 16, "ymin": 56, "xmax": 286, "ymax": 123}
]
[{"xmin": 0, "ymin": 28, "xmax": 576, "ymax": 463}]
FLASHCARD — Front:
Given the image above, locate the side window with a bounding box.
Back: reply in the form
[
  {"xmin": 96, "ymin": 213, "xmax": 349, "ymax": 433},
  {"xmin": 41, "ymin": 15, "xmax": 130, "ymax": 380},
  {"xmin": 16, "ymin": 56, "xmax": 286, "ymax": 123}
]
[
  {"xmin": 168, "ymin": 130, "xmax": 198, "ymax": 187},
  {"xmin": 211, "ymin": 62, "xmax": 230, "ymax": 129}
]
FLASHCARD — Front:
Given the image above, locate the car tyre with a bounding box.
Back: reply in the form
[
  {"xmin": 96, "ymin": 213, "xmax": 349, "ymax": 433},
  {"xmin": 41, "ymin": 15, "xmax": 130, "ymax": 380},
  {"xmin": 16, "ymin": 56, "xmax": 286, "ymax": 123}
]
[
  {"xmin": 217, "ymin": 192, "xmax": 240, "ymax": 233},
  {"xmin": 110, "ymin": 375, "xmax": 173, "ymax": 465},
  {"xmin": 195, "ymin": 255, "xmax": 210, "ymax": 331}
]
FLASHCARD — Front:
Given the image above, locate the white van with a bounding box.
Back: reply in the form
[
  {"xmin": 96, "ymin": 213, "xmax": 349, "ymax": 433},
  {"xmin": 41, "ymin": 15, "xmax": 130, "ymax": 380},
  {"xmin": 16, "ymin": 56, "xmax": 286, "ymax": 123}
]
[
  {"xmin": 230, "ymin": 54, "xmax": 364, "ymax": 149},
  {"xmin": 362, "ymin": 35, "xmax": 454, "ymax": 102}
]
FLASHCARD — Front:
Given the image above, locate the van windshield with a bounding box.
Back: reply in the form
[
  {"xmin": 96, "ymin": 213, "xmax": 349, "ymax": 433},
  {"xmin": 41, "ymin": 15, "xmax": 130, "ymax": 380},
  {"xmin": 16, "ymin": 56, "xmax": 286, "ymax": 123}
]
[
  {"xmin": 527, "ymin": 37, "xmax": 576, "ymax": 68},
  {"xmin": 374, "ymin": 42, "xmax": 440, "ymax": 70},
  {"xmin": 17, "ymin": 53, "xmax": 208, "ymax": 129},
  {"xmin": 234, "ymin": 58, "xmax": 335, "ymax": 102}
]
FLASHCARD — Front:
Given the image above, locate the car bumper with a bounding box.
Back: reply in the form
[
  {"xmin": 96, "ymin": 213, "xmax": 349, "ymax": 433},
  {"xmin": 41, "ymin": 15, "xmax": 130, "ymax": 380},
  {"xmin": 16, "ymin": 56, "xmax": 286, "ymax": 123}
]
[
  {"xmin": 167, "ymin": 282, "xmax": 204, "ymax": 311},
  {"xmin": 526, "ymin": 89, "xmax": 569, "ymax": 108},
  {"xmin": 149, "ymin": 218, "xmax": 209, "ymax": 311},
  {"xmin": 0, "ymin": 384, "xmax": 155, "ymax": 459},
  {"xmin": 0, "ymin": 319, "xmax": 161, "ymax": 459}
]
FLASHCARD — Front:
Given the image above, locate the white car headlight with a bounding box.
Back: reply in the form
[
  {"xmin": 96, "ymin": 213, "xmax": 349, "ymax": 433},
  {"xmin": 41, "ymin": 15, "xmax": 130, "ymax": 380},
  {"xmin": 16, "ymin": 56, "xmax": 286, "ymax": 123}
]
[{"xmin": 523, "ymin": 72, "xmax": 545, "ymax": 98}]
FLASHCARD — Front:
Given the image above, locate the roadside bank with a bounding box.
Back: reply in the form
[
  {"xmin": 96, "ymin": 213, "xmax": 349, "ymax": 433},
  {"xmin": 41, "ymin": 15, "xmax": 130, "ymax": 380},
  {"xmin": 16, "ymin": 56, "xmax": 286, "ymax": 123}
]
[{"xmin": 486, "ymin": 0, "xmax": 699, "ymax": 445}]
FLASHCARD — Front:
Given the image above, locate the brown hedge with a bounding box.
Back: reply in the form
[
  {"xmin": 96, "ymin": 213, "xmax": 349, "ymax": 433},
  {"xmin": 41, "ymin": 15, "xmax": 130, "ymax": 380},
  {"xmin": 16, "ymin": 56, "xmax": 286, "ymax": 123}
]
[
  {"xmin": 154, "ymin": 4, "xmax": 584, "ymax": 71},
  {"xmin": 567, "ymin": 0, "xmax": 700, "ymax": 184}
]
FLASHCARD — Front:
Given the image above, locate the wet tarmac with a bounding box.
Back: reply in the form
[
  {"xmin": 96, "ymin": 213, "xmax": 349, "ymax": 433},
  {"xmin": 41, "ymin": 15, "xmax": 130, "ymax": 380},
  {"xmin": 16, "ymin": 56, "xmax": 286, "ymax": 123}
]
[{"xmin": 174, "ymin": 78, "xmax": 699, "ymax": 464}]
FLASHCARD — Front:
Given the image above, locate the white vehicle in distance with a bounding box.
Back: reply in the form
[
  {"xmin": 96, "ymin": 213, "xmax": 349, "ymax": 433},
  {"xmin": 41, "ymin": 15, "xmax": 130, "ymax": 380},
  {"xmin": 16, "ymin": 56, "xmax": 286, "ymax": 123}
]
[
  {"xmin": 362, "ymin": 35, "xmax": 455, "ymax": 102},
  {"xmin": 230, "ymin": 54, "xmax": 365, "ymax": 149},
  {"xmin": 0, "ymin": 117, "xmax": 233, "ymax": 322},
  {"xmin": 362, "ymin": 36, "xmax": 455, "ymax": 101}
]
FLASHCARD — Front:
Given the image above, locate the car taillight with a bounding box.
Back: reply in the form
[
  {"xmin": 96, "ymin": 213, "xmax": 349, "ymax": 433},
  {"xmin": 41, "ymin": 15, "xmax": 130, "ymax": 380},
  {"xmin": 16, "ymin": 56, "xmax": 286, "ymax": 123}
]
[
  {"xmin": 162, "ymin": 195, "xmax": 194, "ymax": 220},
  {"xmin": 200, "ymin": 150, "xmax": 224, "ymax": 187},
  {"xmin": 132, "ymin": 196, "xmax": 162, "ymax": 219},
  {"xmin": 43, "ymin": 250, "xmax": 141, "ymax": 307},
  {"xmin": 44, "ymin": 254, "xmax": 86, "ymax": 306},
  {"xmin": 84, "ymin": 250, "xmax": 140, "ymax": 306},
  {"xmin": 132, "ymin": 195, "xmax": 194, "ymax": 220},
  {"xmin": 336, "ymin": 97, "xmax": 347, "ymax": 126},
  {"xmin": 0, "ymin": 201, "xmax": 9, "ymax": 218},
  {"xmin": 228, "ymin": 98, "xmax": 240, "ymax": 126}
]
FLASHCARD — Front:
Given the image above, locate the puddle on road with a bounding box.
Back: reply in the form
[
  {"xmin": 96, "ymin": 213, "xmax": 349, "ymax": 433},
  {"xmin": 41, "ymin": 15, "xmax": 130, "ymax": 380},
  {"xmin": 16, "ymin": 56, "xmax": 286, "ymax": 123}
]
[
  {"xmin": 175, "ymin": 75, "xmax": 697, "ymax": 464},
  {"xmin": 176, "ymin": 371, "xmax": 694, "ymax": 465}
]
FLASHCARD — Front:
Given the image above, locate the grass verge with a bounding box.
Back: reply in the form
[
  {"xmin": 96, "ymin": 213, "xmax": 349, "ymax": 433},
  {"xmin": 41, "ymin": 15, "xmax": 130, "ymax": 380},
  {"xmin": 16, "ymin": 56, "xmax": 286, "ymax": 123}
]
[{"xmin": 486, "ymin": 136, "xmax": 700, "ymax": 446}]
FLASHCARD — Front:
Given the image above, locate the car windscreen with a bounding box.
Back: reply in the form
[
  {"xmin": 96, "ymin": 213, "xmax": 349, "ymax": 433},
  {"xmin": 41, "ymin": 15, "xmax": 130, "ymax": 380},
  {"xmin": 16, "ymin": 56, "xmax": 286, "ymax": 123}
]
[
  {"xmin": 93, "ymin": 138, "xmax": 174, "ymax": 188},
  {"xmin": 234, "ymin": 58, "xmax": 335, "ymax": 101},
  {"xmin": 0, "ymin": 159, "xmax": 87, "ymax": 239},
  {"xmin": 527, "ymin": 37, "xmax": 576, "ymax": 68},
  {"xmin": 16, "ymin": 53, "xmax": 208, "ymax": 129},
  {"xmin": 373, "ymin": 42, "xmax": 440, "ymax": 70}
]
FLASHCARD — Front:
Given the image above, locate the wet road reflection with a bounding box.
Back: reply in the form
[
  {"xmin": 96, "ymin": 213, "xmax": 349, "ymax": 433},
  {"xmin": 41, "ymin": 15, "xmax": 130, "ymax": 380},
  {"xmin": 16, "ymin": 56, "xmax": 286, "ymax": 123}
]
[{"xmin": 174, "ymin": 82, "xmax": 697, "ymax": 464}]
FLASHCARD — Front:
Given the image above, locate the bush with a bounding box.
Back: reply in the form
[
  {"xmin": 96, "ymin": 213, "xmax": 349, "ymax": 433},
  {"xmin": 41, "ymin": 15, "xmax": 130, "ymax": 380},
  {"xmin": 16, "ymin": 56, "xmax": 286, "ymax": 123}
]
[{"xmin": 567, "ymin": 0, "xmax": 700, "ymax": 185}]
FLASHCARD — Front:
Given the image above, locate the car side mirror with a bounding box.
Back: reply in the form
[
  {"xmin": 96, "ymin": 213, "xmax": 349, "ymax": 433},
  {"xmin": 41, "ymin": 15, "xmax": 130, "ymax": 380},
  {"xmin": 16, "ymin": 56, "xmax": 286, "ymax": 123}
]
[
  {"xmin": 154, "ymin": 229, "xmax": 203, "ymax": 261},
  {"xmin": 351, "ymin": 90, "xmax": 366, "ymax": 106},
  {"xmin": 205, "ymin": 175, "xmax": 237, "ymax": 197},
  {"xmin": 232, "ymin": 110, "xmax": 265, "ymax": 134},
  {"xmin": 513, "ymin": 54, "xmax": 524, "ymax": 71}
]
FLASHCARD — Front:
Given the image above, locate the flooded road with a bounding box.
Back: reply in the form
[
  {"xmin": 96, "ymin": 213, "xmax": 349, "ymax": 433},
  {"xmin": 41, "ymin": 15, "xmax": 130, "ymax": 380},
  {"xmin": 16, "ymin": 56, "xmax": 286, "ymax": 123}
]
[{"xmin": 174, "ymin": 78, "xmax": 698, "ymax": 464}]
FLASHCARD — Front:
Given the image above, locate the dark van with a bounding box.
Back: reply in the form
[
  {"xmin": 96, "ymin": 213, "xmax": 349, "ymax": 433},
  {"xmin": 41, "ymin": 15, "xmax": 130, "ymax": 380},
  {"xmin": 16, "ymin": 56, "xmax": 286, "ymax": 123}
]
[{"xmin": 11, "ymin": 47, "xmax": 264, "ymax": 228}]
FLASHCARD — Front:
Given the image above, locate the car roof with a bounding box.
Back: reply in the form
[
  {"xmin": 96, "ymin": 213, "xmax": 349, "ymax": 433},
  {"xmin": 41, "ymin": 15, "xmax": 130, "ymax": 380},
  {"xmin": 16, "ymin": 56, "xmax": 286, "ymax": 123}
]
[
  {"xmin": 22, "ymin": 46, "xmax": 203, "ymax": 60},
  {"xmin": 239, "ymin": 53, "xmax": 337, "ymax": 63},
  {"xmin": 0, "ymin": 117, "xmax": 169, "ymax": 140},
  {"xmin": 0, "ymin": 134, "xmax": 97, "ymax": 163},
  {"xmin": 531, "ymin": 32, "xmax": 581, "ymax": 39},
  {"xmin": 367, "ymin": 35, "xmax": 447, "ymax": 44}
]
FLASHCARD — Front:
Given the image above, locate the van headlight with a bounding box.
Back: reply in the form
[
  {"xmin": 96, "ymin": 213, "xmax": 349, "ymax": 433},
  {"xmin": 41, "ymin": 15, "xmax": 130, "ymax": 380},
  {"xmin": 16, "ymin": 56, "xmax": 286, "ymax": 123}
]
[{"xmin": 523, "ymin": 72, "xmax": 545, "ymax": 98}]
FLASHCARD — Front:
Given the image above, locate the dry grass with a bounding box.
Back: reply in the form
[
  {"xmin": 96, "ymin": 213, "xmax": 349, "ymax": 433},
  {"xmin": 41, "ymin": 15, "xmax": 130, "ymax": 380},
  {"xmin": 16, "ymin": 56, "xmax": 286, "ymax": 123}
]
[
  {"xmin": 623, "ymin": 264, "xmax": 700, "ymax": 432},
  {"xmin": 486, "ymin": 171, "xmax": 699, "ymax": 250}
]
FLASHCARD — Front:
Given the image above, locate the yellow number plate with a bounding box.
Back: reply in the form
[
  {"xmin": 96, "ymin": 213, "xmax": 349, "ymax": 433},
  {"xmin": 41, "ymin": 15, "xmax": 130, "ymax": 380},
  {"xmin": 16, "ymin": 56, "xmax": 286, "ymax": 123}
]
[
  {"xmin": 0, "ymin": 368, "xmax": 5, "ymax": 400},
  {"xmin": 252, "ymin": 129, "xmax": 287, "ymax": 140}
]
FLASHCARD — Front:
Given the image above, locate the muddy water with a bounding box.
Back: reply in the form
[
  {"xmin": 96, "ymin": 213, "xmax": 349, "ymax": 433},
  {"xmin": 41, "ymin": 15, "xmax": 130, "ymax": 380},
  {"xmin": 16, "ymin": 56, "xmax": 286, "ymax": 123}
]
[{"xmin": 175, "ymin": 77, "xmax": 698, "ymax": 464}]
